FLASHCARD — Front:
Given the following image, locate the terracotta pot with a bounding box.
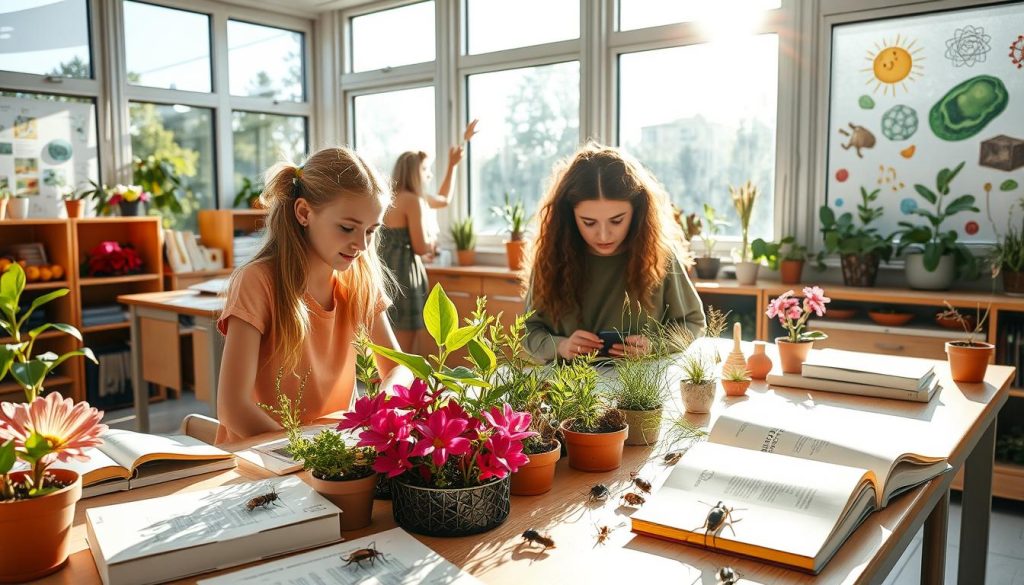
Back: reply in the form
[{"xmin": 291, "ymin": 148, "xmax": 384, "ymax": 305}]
[
  {"xmin": 721, "ymin": 379, "xmax": 751, "ymax": 397},
  {"xmin": 7, "ymin": 198, "xmax": 29, "ymax": 220},
  {"xmin": 456, "ymin": 249, "xmax": 476, "ymax": 266},
  {"xmin": 0, "ymin": 469, "xmax": 82, "ymax": 582},
  {"xmin": 1003, "ymin": 270, "xmax": 1024, "ymax": 296},
  {"xmin": 64, "ymin": 199, "xmax": 83, "ymax": 218},
  {"xmin": 560, "ymin": 420, "xmax": 627, "ymax": 472},
  {"xmin": 840, "ymin": 253, "xmax": 880, "ymax": 287},
  {"xmin": 303, "ymin": 470, "xmax": 377, "ymax": 531},
  {"xmin": 621, "ymin": 408, "xmax": 663, "ymax": 446},
  {"xmin": 746, "ymin": 341, "xmax": 773, "ymax": 380},
  {"xmin": 945, "ymin": 341, "xmax": 994, "ymax": 383},
  {"xmin": 0, "ymin": 198, "xmax": 7, "ymax": 220},
  {"xmin": 694, "ymin": 257, "xmax": 721, "ymax": 280},
  {"xmin": 680, "ymin": 381, "xmax": 716, "ymax": 413},
  {"xmin": 510, "ymin": 440, "xmax": 560, "ymax": 496},
  {"xmin": 505, "ymin": 239, "xmax": 526, "ymax": 271},
  {"xmin": 780, "ymin": 259, "xmax": 804, "ymax": 285},
  {"xmin": 775, "ymin": 337, "xmax": 817, "ymax": 374}
]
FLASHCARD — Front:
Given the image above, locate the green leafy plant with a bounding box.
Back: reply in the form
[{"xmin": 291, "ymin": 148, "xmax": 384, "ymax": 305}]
[
  {"xmin": 817, "ymin": 187, "xmax": 894, "ymax": 268},
  {"xmin": 673, "ymin": 205, "xmax": 702, "ymax": 242},
  {"xmin": 937, "ymin": 301, "xmax": 990, "ymax": 347},
  {"xmin": 730, "ymin": 180, "xmax": 759, "ymax": 262},
  {"xmin": 612, "ymin": 354, "xmax": 671, "ymax": 412},
  {"xmin": 722, "ymin": 366, "xmax": 751, "ymax": 382},
  {"xmin": 232, "ymin": 177, "xmax": 264, "ymax": 209},
  {"xmin": 491, "ymin": 192, "xmax": 528, "ymax": 241},
  {"xmin": 894, "ymin": 162, "xmax": 979, "ymax": 278},
  {"xmin": 751, "ymin": 236, "xmax": 806, "ymax": 270},
  {"xmin": 132, "ymin": 155, "xmax": 200, "ymax": 228},
  {"xmin": 80, "ymin": 180, "xmax": 112, "ymax": 215},
  {"xmin": 679, "ymin": 352, "xmax": 715, "ymax": 385},
  {"xmin": 699, "ymin": 203, "xmax": 729, "ymax": 257},
  {"xmin": 450, "ymin": 217, "xmax": 477, "ymax": 251},
  {"xmin": 0, "ymin": 264, "xmax": 97, "ymax": 402},
  {"xmin": 546, "ymin": 355, "xmax": 623, "ymax": 433},
  {"xmin": 0, "ymin": 189, "xmax": 10, "ymax": 199},
  {"xmin": 353, "ymin": 328, "xmax": 381, "ymax": 398},
  {"xmin": 987, "ymin": 180, "xmax": 1023, "ymax": 276}
]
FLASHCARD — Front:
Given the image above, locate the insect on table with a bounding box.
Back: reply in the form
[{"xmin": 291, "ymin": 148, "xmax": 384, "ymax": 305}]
[
  {"xmin": 244, "ymin": 486, "xmax": 281, "ymax": 511},
  {"xmin": 693, "ymin": 500, "xmax": 744, "ymax": 547},
  {"xmin": 342, "ymin": 542, "xmax": 387, "ymax": 569},
  {"xmin": 521, "ymin": 529, "xmax": 556, "ymax": 549}
]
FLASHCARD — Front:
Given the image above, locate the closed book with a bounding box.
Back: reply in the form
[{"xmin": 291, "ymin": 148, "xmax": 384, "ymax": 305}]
[
  {"xmin": 767, "ymin": 371, "xmax": 939, "ymax": 402},
  {"xmin": 800, "ymin": 348, "xmax": 934, "ymax": 390},
  {"xmin": 87, "ymin": 476, "xmax": 342, "ymax": 585}
]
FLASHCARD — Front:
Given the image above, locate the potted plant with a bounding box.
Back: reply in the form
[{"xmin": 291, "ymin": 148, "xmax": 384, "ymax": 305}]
[
  {"xmin": 673, "ymin": 205, "xmax": 702, "ymax": 277},
  {"xmin": 767, "ymin": 286, "xmax": 831, "ymax": 373},
  {"xmin": 233, "ymin": 177, "xmax": 264, "ymax": 209},
  {"xmin": 731, "ymin": 180, "xmax": 761, "ymax": 285},
  {"xmin": 938, "ymin": 302, "xmax": 994, "ymax": 383},
  {"xmin": 491, "ymin": 192, "xmax": 528, "ymax": 271},
  {"xmin": 679, "ymin": 350, "xmax": 716, "ymax": 414},
  {"xmin": 262, "ymin": 370, "xmax": 378, "ymax": 531},
  {"xmin": 721, "ymin": 366, "xmax": 752, "ymax": 397},
  {"xmin": 132, "ymin": 155, "xmax": 200, "ymax": 228},
  {"xmin": 752, "ymin": 236, "xmax": 807, "ymax": 285},
  {"xmin": 0, "ymin": 263, "xmax": 103, "ymax": 581},
  {"xmin": 8, "ymin": 194, "xmax": 29, "ymax": 220},
  {"xmin": 988, "ymin": 180, "xmax": 1024, "ymax": 295},
  {"xmin": 108, "ymin": 184, "xmax": 151, "ymax": 217},
  {"xmin": 818, "ymin": 187, "xmax": 894, "ymax": 287},
  {"xmin": 59, "ymin": 186, "xmax": 86, "ymax": 218},
  {"xmin": 450, "ymin": 217, "xmax": 477, "ymax": 267},
  {"xmin": 694, "ymin": 203, "xmax": 729, "ymax": 279},
  {"xmin": 0, "ymin": 189, "xmax": 9, "ymax": 220},
  {"xmin": 612, "ymin": 351, "xmax": 672, "ymax": 446},
  {"xmin": 547, "ymin": 356, "xmax": 628, "ymax": 472},
  {"xmin": 347, "ymin": 285, "xmax": 534, "ymax": 536},
  {"xmin": 894, "ymin": 162, "xmax": 979, "ymax": 290}
]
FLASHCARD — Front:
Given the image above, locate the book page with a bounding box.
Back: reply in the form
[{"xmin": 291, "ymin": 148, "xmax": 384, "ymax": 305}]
[
  {"xmin": 198, "ymin": 528, "xmax": 483, "ymax": 585},
  {"xmin": 49, "ymin": 447, "xmax": 129, "ymax": 484},
  {"xmin": 235, "ymin": 425, "xmax": 341, "ymax": 476},
  {"xmin": 632, "ymin": 442, "xmax": 874, "ymax": 562},
  {"xmin": 99, "ymin": 429, "xmax": 231, "ymax": 471}
]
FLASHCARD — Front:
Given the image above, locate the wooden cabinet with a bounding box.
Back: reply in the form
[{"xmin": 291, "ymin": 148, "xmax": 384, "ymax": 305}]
[{"xmin": 197, "ymin": 209, "xmax": 267, "ymax": 268}]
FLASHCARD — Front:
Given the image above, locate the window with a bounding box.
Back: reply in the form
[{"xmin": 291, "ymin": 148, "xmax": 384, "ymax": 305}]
[
  {"xmin": 228, "ymin": 21, "xmax": 304, "ymax": 101},
  {"xmin": 128, "ymin": 103, "xmax": 214, "ymax": 229},
  {"xmin": 350, "ymin": 2, "xmax": 435, "ymax": 73},
  {"xmin": 465, "ymin": 0, "xmax": 579, "ymax": 54},
  {"xmin": 123, "ymin": 1, "xmax": 211, "ymax": 92},
  {"xmin": 232, "ymin": 112, "xmax": 306, "ymax": 197},
  {"xmin": 467, "ymin": 62, "xmax": 580, "ymax": 232},
  {"xmin": 617, "ymin": 0, "xmax": 781, "ymax": 32},
  {"xmin": 0, "ymin": 0, "xmax": 91, "ymax": 78},
  {"xmin": 618, "ymin": 34, "xmax": 778, "ymax": 241},
  {"xmin": 352, "ymin": 87, "xmax": 435, "ymax": 183}
]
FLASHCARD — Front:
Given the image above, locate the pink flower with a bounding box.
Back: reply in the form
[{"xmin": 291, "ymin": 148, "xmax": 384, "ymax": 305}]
[
  {"xmin": 765, "ymin": 290, "xmax": 795, "ymax": 320},
  {"xmin": 802, "ymin": 286, "xmax": 831, "ymax": 317},
  {"xmin": 388, "ymin": 379, "xmax": 433, "ymax": 411},
  {"xmin": 785, "ymin": 303, "xmax": 802, "ymax": 320},
  {"xmin": 336, "ymin": 394, "xmax": 386, "ymax": 432},
  {"xmin": 0, "ymin": 392, "xmax": 106, "ymax": 464},
  {"xmin": 477, "ymin": 432, "xmax": 529, "ymax": 480},
  {"xmin": 411, "ymin": 409, "xmax": 471, "ymax": 468},
  {"xmin": 357, "ymin": 410, "xmax": 411, "ymax": 452},
  {"xmin": 372, "ymin": 441, "xmax": 415, "ymax": 478},
  {"xmin": 482, "ymin": 404, "xmax": 536, "ymax": 442},
  {"xmin": 439, "ymin": 400, "xmax": 479, "ymax": 434}
]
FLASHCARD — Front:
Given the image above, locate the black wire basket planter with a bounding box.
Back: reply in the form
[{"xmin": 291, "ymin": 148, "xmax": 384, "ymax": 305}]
[{"xmin": 390, "ymin": 475, "xmax": 511, "ymax": 536}]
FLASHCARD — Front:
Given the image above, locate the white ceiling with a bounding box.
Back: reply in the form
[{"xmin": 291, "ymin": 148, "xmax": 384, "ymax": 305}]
[{"xmin": 217, "ymin": 0, "xmax": 376, "ymax": 18}]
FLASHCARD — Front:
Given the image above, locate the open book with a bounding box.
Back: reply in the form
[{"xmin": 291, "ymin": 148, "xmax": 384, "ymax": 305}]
[
  {"xmin": 235, "ymin": 425, "xmax": 334, "ymax": 475},
  {"xmin": 52, "ymin": 429, "xmax": 235, "ymax": 497},
  {"xmin": 631, "ymin": 401, "xmax": 948, "ymax": 573}
]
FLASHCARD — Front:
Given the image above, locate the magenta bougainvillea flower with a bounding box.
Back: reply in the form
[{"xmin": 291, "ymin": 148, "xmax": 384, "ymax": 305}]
[{"xmin": 412, "ymin": 409, "xmax": 471, "ymax": 468}]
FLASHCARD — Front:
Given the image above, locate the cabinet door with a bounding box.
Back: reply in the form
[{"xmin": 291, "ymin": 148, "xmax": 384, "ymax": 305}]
[{"xmin": 482, "ymin": 275, "xmax": 526, "ymax": 328}]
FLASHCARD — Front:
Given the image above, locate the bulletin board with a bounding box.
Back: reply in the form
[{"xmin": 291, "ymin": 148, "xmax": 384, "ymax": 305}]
[{"xmin": 826, "ymin": 1, "xmax": 1024, "ymax": 243}]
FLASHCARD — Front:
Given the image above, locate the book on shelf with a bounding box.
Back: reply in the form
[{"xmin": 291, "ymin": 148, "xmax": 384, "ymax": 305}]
[
  {"xmin": 767, "ymin": 370, "xmax": 940, "ymax": 402},
  {"xmin": 164, "ymin": 229, "xmax": 193, "ymax": 273},
  {"xmin": 198, "ymin": 527, "xmax": 483, "ymax": 585},
  {"xmin": 630, "ymin": 401, "xmax": 949, "ymax": 573},
  {"xmin": 87, "ymin": 476, "xmax": 342, "ymax": 585},
  {"xmin": 52, "ymin": 428, "xmax": 235, "ymax": 498},
  {"xmin": 800, "ymin": 348, "xmax": 935, "ymax": 391}
]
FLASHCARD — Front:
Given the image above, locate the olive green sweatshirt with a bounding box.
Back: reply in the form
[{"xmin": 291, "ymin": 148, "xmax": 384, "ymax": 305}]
[{"xmin": 523, "ymin": 252, "xmax": 706, "ymax": 362}]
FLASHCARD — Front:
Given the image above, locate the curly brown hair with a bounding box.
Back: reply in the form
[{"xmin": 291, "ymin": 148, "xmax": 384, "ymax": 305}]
[{"xmin": 527, "ymin": 142, "xmax": 682, "ymax": 323}]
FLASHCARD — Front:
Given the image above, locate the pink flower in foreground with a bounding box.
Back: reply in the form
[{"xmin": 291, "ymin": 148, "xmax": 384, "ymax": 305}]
[
  {"xmin": 765, "ymin": 290, "xmax": 795, "ymax": 320},
  {"xmin": 357, "ymin": 409, "xmax": 411, "ymax": 452},
  {"xmin": 412, "ymin": 409, "xmax": 471, "ymax": 468},
  {"xmin": 440, "ymin": 400, "xmax": 479, "ymax": 434},
  {"xmin": 482, "ymin": 404, "xmax": 536, "ymax": 442},
  {"xmin": 388, "ymin": 379, "xmax": 433, "ymax": 411},
  {"xmin": 336, "ymin": 393, "xmax": 386, "ymax": 432},
  {"xmin": 477, "ymin": 432, "xmax": 529, "ymax": 480},
  {"xmin": 0, "ymin": 392, "xmax": 106, "ymax": 464},
  {"xmin": 802, "ymin": 286, "xmax": 831, "ymax": 317},
  {"xmin": 373, "ymin": 441, "xmax": 416, "ymax": 478}
]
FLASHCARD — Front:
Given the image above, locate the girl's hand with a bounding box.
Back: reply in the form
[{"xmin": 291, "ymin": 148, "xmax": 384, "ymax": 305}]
[
  {"xmin": 609, "ymin": 335, "xmax": 651, "ymax": 358},
  {"xmin": 463, "ymin": 118, "xmax": 479, "ymax": 143},
  {"xmin": 448, "ymin": 145, "xmax": 464, "ymax": 167},
  {"xmin": 557, "ymin": 330, "xmax": 603, "ymax": 360}
]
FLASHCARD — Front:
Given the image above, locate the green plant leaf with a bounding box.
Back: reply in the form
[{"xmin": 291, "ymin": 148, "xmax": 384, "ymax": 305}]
[
  {"xmin": 445, "ymin": 324, "xmax": 479, "ymax": 353},
  {"xmin": 999, "ymin": 179, "xmax": 1019, "ymax": 192},
  {"xmin": 367, "ymin": 343, "xmax": 432, "ymax": 381},
  {"xmin": 0, "ymin": 263, "xmax": 25, "ymax": 316},
  {"xmin": 943, "ymin": 195, "xmax": 979, "ymax": 216},
  {"xmin": 801, "ymin": 331, "xmax": 828, "ymax": 340},
  {"xmin": 923, "ymin": 243, "xmax": 942, "ymax": 271},
  {"xmin": 937, "ymin": 168, "xmax": 951, "ymax": 195},
  {"xmin": 422, "ymin": 284, "xmax": 458, "ymax": 348},
  {"xmin": 0, "ymin": 440, "xmax": 14, "ymax": 475},
  {"xmin": 11, "ymin": 359, "xmax": 48, "ymax": 389},
  {"xmin": 29, "ymin": 322, "xmax": 81, "ymax": 342},
  {"xmin": 819, "ymin": 206, "xmax": 835, "ymax": 225},
  {"xmin": 0, "ymin": 343, "xmax": 16, "ymax": 381},
  {"xmin": 435, "ymin": 368, "xmax": 490, "ymax": 388},
  {"xmin": 914, "ymin": 184, "xmax": 937, "ymax": 205},
  {"xmin": 466, "ymin": 338, "xmax": 496, "ymax": 373},
  {"xmin": 24, "ymin": 289, "xmax": 68, "ymax": 322},
  {"xmin": 46, "ymin": 347, "xmax": 97, "ymax": 371}
]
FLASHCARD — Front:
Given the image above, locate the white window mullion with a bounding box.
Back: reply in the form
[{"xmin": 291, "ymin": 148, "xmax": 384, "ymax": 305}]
[
  {"xmin": 103, "ymin": 0, "xmax": 132, "ymax": 185},
  {"xmin": 212, "ymin": 8, "xmax": 233, "ymax": 209}
]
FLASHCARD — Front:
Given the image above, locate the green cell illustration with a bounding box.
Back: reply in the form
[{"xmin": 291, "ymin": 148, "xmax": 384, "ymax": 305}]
[
  {"xmin": 929, "ymin": 75, "xmax": 1008, "ymax": 141},
  {"xmin": 881, "ymin": 105, "xmax": 918, "ymax": 141},
  {"xmin": 858, "ymin": 95, "xmax": 876, "ymax": 109}
]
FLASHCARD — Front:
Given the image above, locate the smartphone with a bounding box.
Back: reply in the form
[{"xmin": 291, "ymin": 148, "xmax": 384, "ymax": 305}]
[{"xmin": 597, "ymin": 330, "xmax": 624, "ymax": 357}]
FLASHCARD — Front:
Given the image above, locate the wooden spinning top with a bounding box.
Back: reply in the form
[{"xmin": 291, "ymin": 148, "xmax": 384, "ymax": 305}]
[{"xmin": 724, "ymin": 322, "xmax": 747, "ymax": 374}]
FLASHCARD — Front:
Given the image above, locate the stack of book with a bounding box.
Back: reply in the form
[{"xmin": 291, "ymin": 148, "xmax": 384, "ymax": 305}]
[
  {"xmin": 82, "ymin": 304, "xmax": 129, "ymax": 327},
  {"xmin": 232, "ymin": 231, "xmax": 264, "ymax": 267},
  {"xmin": 767, "ymin": 348, "xmax": 940, "ymax": 402}
]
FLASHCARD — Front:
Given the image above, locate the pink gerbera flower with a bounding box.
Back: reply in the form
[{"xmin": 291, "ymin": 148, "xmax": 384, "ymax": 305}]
[
  {"xmin": 411, "ymin": 409, "xmax": 471, "ymax": 468},
  {"xmin": 0, "ymin": 392, "xmax": 106, "ymax": 465}
]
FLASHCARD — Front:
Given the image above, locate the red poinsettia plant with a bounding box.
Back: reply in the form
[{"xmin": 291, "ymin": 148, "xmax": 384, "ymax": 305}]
[
  {"xmin": 337, "ymin": 285, "xmax": 535, "ymax": 488},
  {"xmin": 84, "ymin": 241, "xmax": 144, "ymax": 276}
]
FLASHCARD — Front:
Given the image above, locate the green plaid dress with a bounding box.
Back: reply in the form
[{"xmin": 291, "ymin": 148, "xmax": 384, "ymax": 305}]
[{"xmin": 379, "ymin": 226, "xmax": 427, "ymax": 331}]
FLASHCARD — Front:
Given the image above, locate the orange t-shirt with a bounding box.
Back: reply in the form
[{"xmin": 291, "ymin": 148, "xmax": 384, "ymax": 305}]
[{"xmin": 215, "ymin": 261, "xmax": 363, "ymax": 443}]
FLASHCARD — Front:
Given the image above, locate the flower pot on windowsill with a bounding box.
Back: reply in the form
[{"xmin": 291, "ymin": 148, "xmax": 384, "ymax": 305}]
[
  {"xmin": 7, "ymin": 198, "xmax": 29, "ymax": 220},
  {"xmin": 905, "ymin": 252, "xmax": 955, "ymax": 291},
  {"xmin": 390, "ymin": 475, "xmax": 510, "ymax": 537},
  {"xmin": 0, "ymin": 469, "xmax": 82, "ymax": 583},
  {"xmin": 734, "ymin": 261, "xmax": 760, "ymax": 285},
  {"xmin": 505, "ymin": 238, "xmax": 526, "ymax": 271},
  {"xmin": 1002, "ymin": 269, "xmax": 1024, "ymax": 296},
  {"xmin": 118, "ymin": 200, "xmax": 142, "ymax": 217},
  {"xmin": 775, "ymin": 337, "xmax": 820, "ymax": 374},
  {"xmin": 302, "ymin": 470, "xmax": 377, "ymax": 531},
  {"xmin": 621, "ymin": 407, "xmax": 664, "ymax": 446},
  {"xmin": 840, "ymin": 253, "xmax": 880, "ymax": 287},
  {"xmin": 694, "ymin": 257, "xmax": 721, "ymax": 280},
  {"xmin": 510, "ymin": 440, "xmax": 560, "ymax": 496},
  {"xmin": 680, "ymin": 381, "xmax": 715, "ymax": 413},
  {"xmin": 456, "ymin": 249, "xmax": 476, "ymax": 267},
  {"xmin": 64, "ymin": 199, "xmax": 83, "ymax": 218},
  {"xmin": 780, "ymin": 259, "xmax": 804, "ymax": 285},
  {"xmin": 945, "ymin": 341, "xmax": 994, "ymax": 383},
  {"xmin": 560, "ymin": 419, "xmax": 628, "ymax": 472}
]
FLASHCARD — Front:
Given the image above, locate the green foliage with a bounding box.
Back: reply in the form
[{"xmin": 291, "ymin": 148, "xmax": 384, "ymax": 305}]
[
  {"xmin": 133, "ymin": 155, "xmax": 201, "ymax": 229},
  {"xmin": 730, "ymin": 180, "xmax": 759, "ymax": 262},
  {"xmin": 894, "ymin": 162, "xmax": 979, "ymax": 278},
  {"xmin": 679, "ymin": 352, "xmax": 715, "ymax": 385},
  {"xmin": 722, "ymin": 366, "xmax": 751, "ymax": 382},
  {"xmin": 0, "ymin": 264, "xmax": 96, "ymax": 402},
  {"xmin": 612, "ymin": 354, "xmax": 671, "ymax": 411},
  {"xmin": 233, "ymin": 177, "xmax": 263, "ymax": 209},
  {"xmin": 989, "ymin": 184, "xmax": 1024, "ymax": 275},
  {"xmin": 353, "ymin": 329, "xmax": 381, "ymax": 398},
  {"xmin": 818, "ymin": 187, "xmax": 894, "ymax": 268},
  {"xmin": 450, "ymin": 217, "xmax": 476, "ymax": 251},
  {"xmin": 491, "ymin": 192, "xmax": 528, "ymax": 240},
  {"xmin": 546, "ymin": 355, "xmax": 610, "ymax": 433},
  {"xmin": 700, "ymin": 203, "xmax": 730, "ymax": 257},
  {"xmin": 751, "ymin": 236, "xmax": 806, "ymax": 270}
]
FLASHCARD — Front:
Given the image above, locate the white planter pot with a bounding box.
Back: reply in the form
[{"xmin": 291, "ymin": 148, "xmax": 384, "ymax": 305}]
[
  {"xmin": 905, "ymin": 252, "xmax": 955, "ymax": 291},
  {"xmin": 734, "ymin": 261, "xmax": 760, "ymax": 285},
  {"xmin": 8, "ymin": 198, "xmax": 29, "ymax": 219}
]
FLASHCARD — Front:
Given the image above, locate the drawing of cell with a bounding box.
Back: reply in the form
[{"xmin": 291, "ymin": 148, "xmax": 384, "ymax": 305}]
[
  {"xmin": 863, "ymin": 34, "xmax": 924, "ymax": 96},
  {"xmin": 900, "ymin": 198, "xmax": 918, "ymax": 214},
  {"xmin": 881, "ymin": 105, "xmax": 918, "ymax": 141},
  {"xmin": 930, "ymin": 75, "xmax": 1008, "ymax": 141},
  {"xmin": 1011, "ymin": 35, "xmax": 1024, "ymax": 69},
  {"xmin": 965, "ymin": 221, "xmax": 979, "ymax": 236},
  {"xmin": 900, "ymin": 145, "xmax": 916, "ymax": 159},
  {"xmin": 945, "ymin": 25, "xmax": 992, "ymax": 67},
  {"xmin": 838, "ymin": 123, "xmax": 876, "ymax": 158},
  {"xmin": 835, "ymin": 198, "xmax": 845, "ymax": 208},
  {"xmin": 858, "ymin": 95, "xmax": 875, "ymax": 109},
  {"xmin": 836, "ymin": 169, "xmax": 849, "ymax": 182}
]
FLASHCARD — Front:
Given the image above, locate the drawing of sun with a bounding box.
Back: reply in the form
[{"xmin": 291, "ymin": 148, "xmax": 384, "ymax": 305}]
[{"xmin": 863, "ymin": 34, "xmax": 924, "ymax": 96}]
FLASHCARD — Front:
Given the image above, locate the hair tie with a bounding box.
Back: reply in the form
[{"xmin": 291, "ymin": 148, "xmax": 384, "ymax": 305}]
[{"xmin": 292, "ymin": 164, "xmax": 304, "ymax": 198}]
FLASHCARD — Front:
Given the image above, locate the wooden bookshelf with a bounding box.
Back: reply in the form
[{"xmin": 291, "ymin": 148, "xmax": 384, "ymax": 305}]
[{"xmin": 197, "ymin": 209, "xmax": 266, "ymax": 269}]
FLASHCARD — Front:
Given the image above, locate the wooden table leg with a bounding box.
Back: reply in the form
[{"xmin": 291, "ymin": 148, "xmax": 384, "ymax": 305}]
[
  {"xmin": 128, "ymin": 305, "xmax": 148, "ymax": 433},
  {"xmin": 958, "ymin": 420, "xmax": 996, "ymax": 584},
  {"xmin": 921, "ymin": 488, "xmax": 949, "ymax": 583}
]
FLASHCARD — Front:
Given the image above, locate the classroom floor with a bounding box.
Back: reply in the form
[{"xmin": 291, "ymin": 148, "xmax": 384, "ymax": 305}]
[{"xmin": 103, "ymin": 392, "xmax": 1024, "ymax": 584}]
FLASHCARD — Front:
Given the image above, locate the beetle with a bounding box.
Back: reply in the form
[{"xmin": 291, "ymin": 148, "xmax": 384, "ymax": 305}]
[
  {"xmin": 717, "ymin": 566, "xmax": 741, "ymax": 584},
  {"xmin": 621, "ymin": 492, "xmax": 646, "ymax": 507},
  {"xmin": 521, "ymin": 529, "xmax": 556, "ymax": 549},
  {"xmin": 586, "ymin": 483, "xmax": 611, "ymax": 503},
  {"xmin": 692, "ymin": 501, "xmax": 743, "ymax": 547},
  {"xmin": 342, "ymin": 541, "xmax": 387, "ymax": 569}
]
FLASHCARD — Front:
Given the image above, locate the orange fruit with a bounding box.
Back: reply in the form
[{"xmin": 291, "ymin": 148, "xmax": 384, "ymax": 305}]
[
  {"xmin": 50, "ymin": 264, "xmax": 64, "ymax": 279},
  {"xmin": 38, "ymin": 267, "xmax": 53, "ymax": 282},
  {"xmin": 17, "ymin": 260, "xmax": 26, "ymax": 267},
  {"xmin": 25, "ymin": 266, "xmax": 40, "ymax": 282},
  {"xmin": 0, "ymin": 259, "xmax": 10, "ymax": 272}
]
